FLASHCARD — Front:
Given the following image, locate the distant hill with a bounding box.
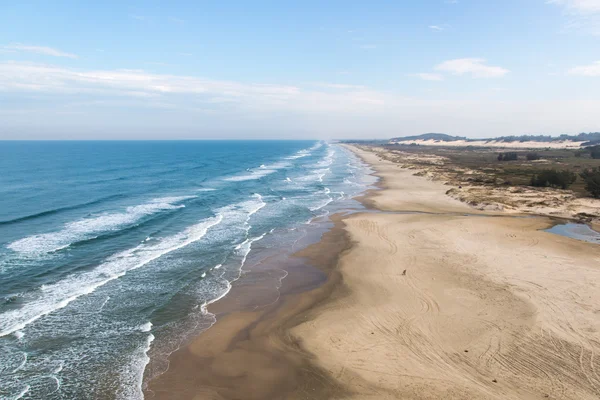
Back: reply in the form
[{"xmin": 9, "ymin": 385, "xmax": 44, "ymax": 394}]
[
  {"xmin": 389, "ymin": 132, "xmax": 600, "ymax": 149},
  {"xmin": 391, "ymin": 133, "xmax": 467, "ymax": 142}
]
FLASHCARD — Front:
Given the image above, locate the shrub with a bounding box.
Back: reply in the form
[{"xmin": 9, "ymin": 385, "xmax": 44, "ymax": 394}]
[
  {"xmin": 526, "ymin": 153, "xmax": 541, "ymax": 161},
  {"xmin": 580, "ymin": 168, "xmax": 600, "ymax": 198},
  {"xmin": 590, "ymin": 146, "xmax": 600, "ymax": 159},
  {"xmin": 498, "ymin": 152, "xmax": 518, "ymax": 161},
  {"xmin": 530, "ymin": 169, "xmax": 577, "ymax": 189}
]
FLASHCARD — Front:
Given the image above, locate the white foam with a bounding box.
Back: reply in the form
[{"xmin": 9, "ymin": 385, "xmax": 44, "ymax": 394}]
[
  {"xmin": 14, "ymin": 385, "xmax": 30, "ymax": 400},
  {"xmin": 286, "ymin": 151, "xmax": 309, "ymax": 160},
  {"xmin": 248, "ymin": 194, "xmax": 266, "ymax": 217},
  {"xmin": 0, "ymin": 214, "xmax": 223, "ymax": 338},
  {"xmin": 295, "ymin": 168, "xmax": 330, "ymax": 183},
  {"xmin": 53, "ymin": 361, "xmax": 64, "ymax": 374},
  {"xmin": 309, "ymin": 198, "xmax": 333, "ymax": 211},
  {"xmin": 11, "ymin": 352, "xmax": 27, "ymax": 373},
  {"xmin": 201, "ymin": 272, "xmax": 206, "ymax": 278},
  {"xmin": 14, "ymin": 330, "xmax": 24, "ymax": 340},
  {"xmin": 309, "ymin": 188, "xmax": 333, "ymax": 211},
  {"xmin": 285, "ymin": 141, "xmax": 323, "ymax": 160},
  {"xmin": 7, "ymin": 196, "xmax": 197, "ymax": 256},
  {"xmin": 96, "ymin": 296, "xmax": 110, "ymax": 313},
  {"xmin": 224, "ymin": 162, "xmax": 290, "ymax": 182},
  {"xmin": 235, "ymin": 233, "xmax": 266, "ymax": 269},
  {"xmin": 49, "ymin": 376, "xmax": 61, "ymax": 394},
  {"xmin": 213, "ymin": 264, "xmax": 222, "ymax": 270},
  {"xmin": 118, "ymin": 333, "xmax": 154, "ymax": 400},
  {"xmin": 140, "ymin": 322, "xmax": 152, "ymax": 332},
  {"xmin": 315, "ymin": 148, "xmax": 335, "ymax": 168},
  {"xmin": 199, "ymin": 280, "xmax": 231, "ymax": 315}
]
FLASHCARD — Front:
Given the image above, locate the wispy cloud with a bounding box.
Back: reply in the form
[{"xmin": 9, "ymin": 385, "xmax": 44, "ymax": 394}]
[
  {"xmin": 429, "ymin": 25, "xmax": 445, "ymax": 31},
  {"xmin": 568, "ymin": 60, "xmax": 600, "ymax": 76},
  {"xmin": 316, "ymin": 83, "xmax": 366, "ymax": 89},
  {"xmin": 411, "ymin": 73, "xmax": 444, "ymax": 81},
  {"xmin": 548, "ymin": 0, "xmax": 600, "ymax": 13},
  {"xmin": 548, "ymin": 0, "xmax": 600, "ymax": 34},
  {"xmin": 168, "ymin": 16, "xmax": 185, "ymax": 24},
  {"xmin": 0, "ymin": 61, "xmax": 393, "ymax": 114},
  {"xmin": 1, "ymin": 43, "xmax": 78, "ymax": 59},
  {"xmin": 435, "ymin": 58, "xmax": 509, "ymax": 78},
  {"xmin": 3, "ymin": 60, "xmax": 600, "ymax": 139}
]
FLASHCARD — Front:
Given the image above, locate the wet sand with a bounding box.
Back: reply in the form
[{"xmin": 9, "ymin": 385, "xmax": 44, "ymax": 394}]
[
  {"xmin": 145, "ymin": 215, "xmax": 353, "ymax": 400},
  {"xmin": 147, "ymin": 145, "xmax": 600, "ymax": 399}
]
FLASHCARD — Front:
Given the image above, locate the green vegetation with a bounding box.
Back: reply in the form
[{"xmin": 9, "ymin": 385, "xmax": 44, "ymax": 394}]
[
  {"xmin": 588, "ymin": 146, "xmax": 600, "ymax": 159},
  {"xmin": 391, "ymin": 133, "xmax": 467, "ymax": 142},
  {"xmin": 526, "ymin": 153, "xmax": 541, "ymax": 161},
  {"xmin": 498, "ymin": 152, "xmax": 518, "ymax": 161},
  {"xmin": 580, "ymin": 168, "xmax": 600, "ymax": 198},
  {"xmin": 371, "ymin": 142, "xmax": 600, "ymax": 198},
  {"xmin": 530, "ymin": 169, "xmax": 577, "ymax": 189},
  {"xmin": 389, "ymin": 132, "xmax": 600, "ymax": 145},
  {"xmin": 494, "ymin": 133, "xmax": 600, "ymax": 144}
]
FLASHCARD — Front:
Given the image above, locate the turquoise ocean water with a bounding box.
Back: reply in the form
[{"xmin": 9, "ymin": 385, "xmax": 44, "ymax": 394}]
[{"xmin": 0, "ymin": 141, "xmax": 373, "ymax": 399}]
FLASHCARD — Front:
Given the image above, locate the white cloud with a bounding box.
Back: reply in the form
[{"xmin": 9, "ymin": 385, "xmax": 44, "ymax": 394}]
[
  {"xmin": 1, "ymin": 44, "xmax": 78, "ymax": 59},
  {"xmin": 549, "ymin": 0, "xmax": 600, "ymax": 13},
  {"xmin": 412, "ymin": 73, "xmax": 444, "ymax": 81},
  {"xmin": 548, "ymin": 0, "xmax": 600, "ymax": 34},
  {"xmin": 0, "ymin": 61, "xmax": 393, "ymax": 114},
  {"xmin": 568, "ymin": 60, "xmax": 600, "ymax": 76},
  {"xmin": 2, "ymin": 62, "xmax": 599, "ymax": 140},
  {"xmin": 435, "ymin": 58, "xmax": 509, "ymax": 78},
  {"xmin": 316, "ymin": 83, "xmax": 367, "ymax": 89},
  {"xmin": 429, "ymin": 25, "xmax": 444, "ymax": 31}
]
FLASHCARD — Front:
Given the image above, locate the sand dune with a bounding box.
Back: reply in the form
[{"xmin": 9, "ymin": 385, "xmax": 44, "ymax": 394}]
[{"xmin": 390, "ymin": 139, "xmax": 586, "ymax": 149}]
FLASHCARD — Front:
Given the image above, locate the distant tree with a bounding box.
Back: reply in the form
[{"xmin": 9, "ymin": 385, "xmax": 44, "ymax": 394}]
[
  {"xmin": 526, "ymin": 153, "xmax": 541, "ymax": 161},
  {"xmin": 501, "ymin": 152, "xmax": 518, "ymax": 161},
  {"xmin": 589, "ymin": 146, "xmax": 600, "ymax": 159},
  {"xmin": 497, "ymin": 153, "xmax": 503, "ymax": 161},
  {"xmin": 580, "ymin": 168, "xmax": 600, "ymax": 198},
  {"xmin": 530, "ymin": 169, "xmax": 577, "ymax": 189}
]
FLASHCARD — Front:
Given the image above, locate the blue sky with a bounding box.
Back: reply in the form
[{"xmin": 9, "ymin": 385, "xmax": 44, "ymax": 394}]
[{"xmin": 1, "ymin": 0, "xmax": 599, "ymax": 139}]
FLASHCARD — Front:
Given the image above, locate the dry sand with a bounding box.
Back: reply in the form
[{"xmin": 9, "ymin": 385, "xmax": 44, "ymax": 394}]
[
  {"xmin": 292, "ymin": 146, "xmax": 600, "ymax": 399},
  {"xmin": 148, "ymin": 145, "xmax": 600, "ymax": 400},
  {"xmin": 390, "ymin": 139, "xmax": 586, "ymax": 149},
  {"xmin": 362, "ymin": 146, "xmax": 600, "ymax": 223}
]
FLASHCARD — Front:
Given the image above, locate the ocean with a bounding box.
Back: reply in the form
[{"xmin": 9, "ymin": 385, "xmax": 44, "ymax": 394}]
[{"xmin": 0, "ymin": 140, "xmax": 373, "ymax": 399}]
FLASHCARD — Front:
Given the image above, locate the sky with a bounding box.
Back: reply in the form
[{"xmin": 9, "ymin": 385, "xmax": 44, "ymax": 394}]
[{"xmin": 1, "ymin": 0, "xmax": 600, "ymax": 140}]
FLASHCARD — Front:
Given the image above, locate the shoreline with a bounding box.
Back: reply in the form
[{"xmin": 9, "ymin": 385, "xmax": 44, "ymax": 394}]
[
  {"xmin": 146, "ymin": 214, "xmax": 355, "ymax": 399},
  {"xmin": 147, "ymin": 145, "xmax": 600, "ymax": 399}
]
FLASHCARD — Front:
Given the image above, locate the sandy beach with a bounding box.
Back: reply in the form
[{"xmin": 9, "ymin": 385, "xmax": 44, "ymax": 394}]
[{"xmin": 148, "ymin": 145, "xmax": 600, "ymax": 399}]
